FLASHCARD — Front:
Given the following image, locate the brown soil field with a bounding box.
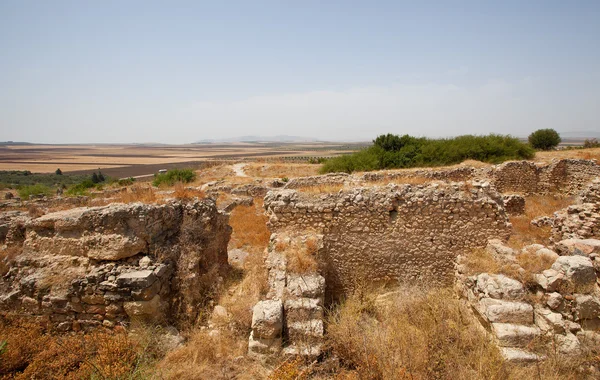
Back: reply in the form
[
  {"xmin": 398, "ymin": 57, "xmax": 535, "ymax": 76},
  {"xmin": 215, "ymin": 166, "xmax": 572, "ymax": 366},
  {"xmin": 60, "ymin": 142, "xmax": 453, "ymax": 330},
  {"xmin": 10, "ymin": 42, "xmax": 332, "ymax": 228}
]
[{"xmin": 0, "ymin": 143, "xmax": 356, "ymax": 177}]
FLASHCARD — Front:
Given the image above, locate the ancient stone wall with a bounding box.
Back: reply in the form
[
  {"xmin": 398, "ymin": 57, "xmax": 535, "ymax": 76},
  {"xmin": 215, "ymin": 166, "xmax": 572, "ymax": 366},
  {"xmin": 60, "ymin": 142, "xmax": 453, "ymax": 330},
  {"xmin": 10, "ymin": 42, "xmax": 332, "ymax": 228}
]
[
  {"xmin": 264, "ymin": 183, "xmax": 511, "ymax": 299},
  {"xmin": 0, "ymin": 199, "xmax": 231, "ymax": 331},
  {"xmin": 551, "ymin": 203, "xmax": 600, "ymax": 243},
  {"xmin": 489, "ymin": 159, "xmax": 600, "ymax": 195}
]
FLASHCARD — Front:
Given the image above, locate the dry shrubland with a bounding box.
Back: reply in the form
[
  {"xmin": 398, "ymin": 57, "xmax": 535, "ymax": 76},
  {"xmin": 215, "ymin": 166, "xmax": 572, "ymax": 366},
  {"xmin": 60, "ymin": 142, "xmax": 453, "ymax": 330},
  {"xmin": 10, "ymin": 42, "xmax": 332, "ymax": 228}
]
[
  {"xmin": 228, "ymin": 200, "xmax": 271, "ymax": 253},
  {"xmin": 0, "ymin": 315, "xmax": 160, "ymax": 379}
]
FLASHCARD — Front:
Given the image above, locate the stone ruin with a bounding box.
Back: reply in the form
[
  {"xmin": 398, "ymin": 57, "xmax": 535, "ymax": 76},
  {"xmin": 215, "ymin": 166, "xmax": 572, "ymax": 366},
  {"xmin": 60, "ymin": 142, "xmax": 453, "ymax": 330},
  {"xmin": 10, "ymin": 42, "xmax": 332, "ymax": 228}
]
[
  {"xmin": 0, "ymin": 199, "xmax": 231, "ymax": 331},
  {"xmin": 264, "ymin": 182, "xmax": 511, "ymax": 299}
]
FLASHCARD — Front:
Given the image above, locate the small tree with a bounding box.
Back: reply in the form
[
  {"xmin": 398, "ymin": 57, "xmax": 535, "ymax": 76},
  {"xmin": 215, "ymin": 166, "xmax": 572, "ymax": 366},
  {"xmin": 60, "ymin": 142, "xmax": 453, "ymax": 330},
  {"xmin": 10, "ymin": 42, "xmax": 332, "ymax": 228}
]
[
  {"xmin": 91, "ymin": 172, "xmax": 100, "ymax": 184},
  {"xmin": 55, "ymin": 168, "xmax": 62, "ymax": 175},
  {"xmin": 528, "ymin": 129, "xmax": 561, "ymax": 150},
  {"xmin": 97, "ymin": 171, "xmax": 105, "ymax": 182}
]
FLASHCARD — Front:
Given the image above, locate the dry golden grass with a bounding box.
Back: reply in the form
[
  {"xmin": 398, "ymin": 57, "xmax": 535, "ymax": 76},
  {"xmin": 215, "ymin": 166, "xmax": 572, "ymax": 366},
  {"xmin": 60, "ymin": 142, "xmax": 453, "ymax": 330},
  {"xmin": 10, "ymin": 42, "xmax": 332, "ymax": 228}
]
[
  {"xmin": 327, "ymin": 287, "xmax": 508, "ymax": 379},
  {"xmin": 218, "ymin": 200, "xmax": 270, "ymax": 331},
  {"xmin": 534, "ymin": 147, "xmax": 600, "ymax": 163},
  {"xmin": 228, "ymin": 200, "xmax": 270, "ymax": 253},
  {"xmin": 285, "ymin": 236, "xmax": 319, "ymax": 274},
  {"xmin": 508, "ymin": 194, "xmax": 574, "ymax": 248},
  {"xmin": 172, "ymin": 182, "xmax": 205, "ymax": 200},
  {"xmin": 113, "ymin": 184, "xmax": 160, "ymax": 204},
  {"xmin": 244, "ymin": 163, "xmax": 321, "ymax": 179},
  {"xmin": 326, "ymin": 287, "xmax": 600, "ymax": 380},
  {"xmin": 157, "ymin": 329, "xmax": 269, "ymax": 379},
  {"xmin": 0, "ymin": 314, "xmax": 158, "ymax": 379}
]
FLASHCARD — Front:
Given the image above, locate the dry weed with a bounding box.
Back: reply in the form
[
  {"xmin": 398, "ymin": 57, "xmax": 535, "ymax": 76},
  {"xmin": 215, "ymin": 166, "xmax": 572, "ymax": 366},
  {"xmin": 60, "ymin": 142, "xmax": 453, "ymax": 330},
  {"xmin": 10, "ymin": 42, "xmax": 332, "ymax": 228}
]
[
  {"xmin": 0, "ymin": 314, "xmax": 154, "ymax": 379},
  {"xmin": 244, "ymin": 163, "xmax": 320, "ymax": 179},
  {"xmin": 508, "ymin": 194, "xmax": 574, "ymax": 248},
  {"xmin": 173, "ymin": 182, "xmax": 205, "ymax": 200},
  {"xmin": 327, "ymin": 287, "xmax": 507, "ymax": 379},
  {"xmin": 157, "ymin": 329, "xmax": 269, "ymax": 379},
  {"xmin": 0, "ymin": 246, "xmax": 21, "ymax": 276},
  {"xmin": 228, "ymin": 200, "xmax": 270, "ymax": 253},
  {"xmin": 114, "ymin": 184, "xmax": 160, "ymax": 204}
]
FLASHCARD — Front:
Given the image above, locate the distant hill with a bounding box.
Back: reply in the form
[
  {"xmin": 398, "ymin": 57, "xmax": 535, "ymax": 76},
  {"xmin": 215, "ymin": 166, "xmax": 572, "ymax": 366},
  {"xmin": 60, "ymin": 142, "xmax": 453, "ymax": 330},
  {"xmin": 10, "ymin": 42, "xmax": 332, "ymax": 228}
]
[
  {"xmin": 0, "ymin": 141, "xmax": 33, "ymax": 145},
  {"xmin": 195, "ymin": 135, "xmax": 321, "ymax": 143}
]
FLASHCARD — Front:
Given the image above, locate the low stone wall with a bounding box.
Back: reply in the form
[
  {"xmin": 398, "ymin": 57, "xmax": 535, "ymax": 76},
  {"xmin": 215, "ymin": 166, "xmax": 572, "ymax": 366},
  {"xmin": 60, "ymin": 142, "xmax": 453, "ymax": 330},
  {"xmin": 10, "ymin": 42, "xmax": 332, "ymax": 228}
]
[
  {"xmin": 551, "ymin": 203, "xmax": 600, "ymax": 243},
  {"xmin": 0, "ymin": 199, "xmax": 231, "ymax": 330},
  {"xmin": 490, "ymin": 159, "xmax": 600, "ymax": 195},
  {"xmin": 264, "ymin": 183, "xmax": 511, "ymax": 299}
]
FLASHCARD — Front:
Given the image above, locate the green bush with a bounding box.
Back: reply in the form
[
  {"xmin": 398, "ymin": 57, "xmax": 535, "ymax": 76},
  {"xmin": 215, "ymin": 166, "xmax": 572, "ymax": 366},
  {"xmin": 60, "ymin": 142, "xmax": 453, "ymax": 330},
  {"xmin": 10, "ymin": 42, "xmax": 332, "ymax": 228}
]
[
  {"xmin": 17, "ymin": 184, "xmax": 53, "ymax": 199},
  {"xmin": 320, "ymin": 134, "xmax": 534, "ymax": 174},
  {"xmin": 153, "ymin": 169, "xmax": 196, "ymax": 187},
  {"xmin": 117, "ymin": 177, "xmax": 136, "ymax": 186},
  {"xmin": 65, "ymin": 179, "xmax": 96, "ymax": 196},
  {"xmin": 528, "ymin": 129, "xmax": 561, "ymax": 150},
  {"xmin": 584, "ymin": 138, "xmax": 600, "ymax": 148}
]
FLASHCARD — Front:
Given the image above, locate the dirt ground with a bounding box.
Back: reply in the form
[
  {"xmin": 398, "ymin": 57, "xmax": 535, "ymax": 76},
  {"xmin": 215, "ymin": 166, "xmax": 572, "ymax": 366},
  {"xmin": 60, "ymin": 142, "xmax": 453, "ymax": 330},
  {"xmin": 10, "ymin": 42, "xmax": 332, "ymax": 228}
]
[{"xmin": 0, "ymin": 142, "xmax": 356, "ymax": 177}]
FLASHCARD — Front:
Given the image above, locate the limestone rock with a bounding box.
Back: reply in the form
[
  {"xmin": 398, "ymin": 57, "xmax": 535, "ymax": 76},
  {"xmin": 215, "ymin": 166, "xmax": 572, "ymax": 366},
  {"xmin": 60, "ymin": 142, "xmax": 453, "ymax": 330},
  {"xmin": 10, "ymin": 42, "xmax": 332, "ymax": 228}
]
[
  {"xmin": 478, "ymin": 298, "xmax": 533, "ymax": 324},
  {"xmin": 492, "ymin": 323, "xmax": 541, "ymax": 347},
  {"xmin": 500, "ymin": 347, "xmax": 541, "ymax": 364},
  {"xmin": 574, "ymin": 294, "xmax": 600, "ymax": 320},
  {"xmin": 251, "ymin": 300, "xmax": 283, "ymax": 339},
  {"xmin": 475, "ymin": 274, "xmax": 526, "ymax": 300},
  {"xmin": 550, "ymin": 256, "xmax": 596, "ymax": 293},
  {"xmin": 287, "ymin": 274, "xmax": 325, "ymax": 298},
  {"xmin": 123, "ymin": 295, "xmax": 163, "ymax": 323},
  {"xmin": 556, "ymin": 238, "xmax": 600, "ymax": 257}
]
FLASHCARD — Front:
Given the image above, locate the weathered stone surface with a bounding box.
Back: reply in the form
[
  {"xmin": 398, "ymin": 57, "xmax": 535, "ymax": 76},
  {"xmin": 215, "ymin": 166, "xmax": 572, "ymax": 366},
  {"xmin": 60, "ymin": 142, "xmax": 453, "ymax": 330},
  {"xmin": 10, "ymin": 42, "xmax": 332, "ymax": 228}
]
[
  {"xmin": 555, "ymin": 238, "xmax": 600, "ymax": 257},
  {"xmin": 287, "ymin": 274, "xmax": 325, "ymax": 298},
  {"xmin": 251, "ymin": 300, "xmax": 283, "ymax": 339},
  {"xmin": 117, "ymin": 270, "xmax": 156, "ymax": 289},
  {"xmin": 248, "ymin": 331, "xmax": 282, "ymax": 355},
  {"xmin": 475, "ymin": 274, "xmax": 526, "ymax": 300},
  {"xmin": 492, "ymin": 323, "xmax": 541, "ymax": 347},
  {"xmin": 503, "ymin": 194, "xmax": 525, "ymax": 215},
  {"xmin": 546, "ymin": 292, "xmax": 564, "ymax": 310},
  {"xmin": 500, "ymin": 347, "xmax": 541, "ymax": 364},
  {"xmin": 550, "ymin": 256, "xmax": 596, "ymax": 293},
  {"xmin": 123, "ymin": 295, "xmax": 163, "ymax": 322},
  {"xmin": 535, "ymin": 308, "xmax": 565, "ymax": 333},
  {"xmin": 555, "ymin": 333, "xmax": 582, "ymax": 356},
  {"xmin": 574, "ymin": 294, "xmax": 600, "ymax": 320},
  {"xmin": 478, "ymin": 298, "xmax": 533, "ymax": 324}
]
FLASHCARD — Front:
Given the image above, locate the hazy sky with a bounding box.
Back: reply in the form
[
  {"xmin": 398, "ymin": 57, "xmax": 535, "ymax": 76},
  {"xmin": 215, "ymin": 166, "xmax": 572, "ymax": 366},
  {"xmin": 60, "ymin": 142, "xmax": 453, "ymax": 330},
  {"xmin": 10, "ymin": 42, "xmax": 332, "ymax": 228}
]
[{"xmin": 1, "ymin": 1, "xmax": 599, "ymax": 143}]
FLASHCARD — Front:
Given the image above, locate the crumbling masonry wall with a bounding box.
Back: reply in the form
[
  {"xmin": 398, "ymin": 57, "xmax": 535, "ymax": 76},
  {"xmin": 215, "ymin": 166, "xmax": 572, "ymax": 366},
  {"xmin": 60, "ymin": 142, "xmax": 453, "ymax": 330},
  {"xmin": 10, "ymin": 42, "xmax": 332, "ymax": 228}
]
[
  {"xmin": 265, "ymin": 183, "xmax": 512, "ymax": 299},
  {"xmin": 0, "ymin": 199, "xmax": 231, "ymax": 331}
]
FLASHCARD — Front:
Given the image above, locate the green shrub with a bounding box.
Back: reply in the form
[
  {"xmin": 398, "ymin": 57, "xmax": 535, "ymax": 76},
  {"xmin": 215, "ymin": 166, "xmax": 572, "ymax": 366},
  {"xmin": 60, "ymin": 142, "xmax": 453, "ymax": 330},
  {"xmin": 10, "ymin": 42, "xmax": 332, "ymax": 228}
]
[
  {"xmin": 320, "ymin": 134, "xmax": 534, "ymax": 174},
  {"xmin": 17, "ymin": 184, "xmax": 53, "ymax": 199},
  {"xmin": 117, "ymin": 177, "xmax": 136, "ymax": 186},
  {"xmin": 528, "ymin": 128, "xmax": 561, "ymax": 150},
  {"xmin": 65, "ymin": 179, "xmax": 96, "ymax": 196},
  {"xmin": 153, "ymin": 169, "xmax": 196, "ymax": 187}
]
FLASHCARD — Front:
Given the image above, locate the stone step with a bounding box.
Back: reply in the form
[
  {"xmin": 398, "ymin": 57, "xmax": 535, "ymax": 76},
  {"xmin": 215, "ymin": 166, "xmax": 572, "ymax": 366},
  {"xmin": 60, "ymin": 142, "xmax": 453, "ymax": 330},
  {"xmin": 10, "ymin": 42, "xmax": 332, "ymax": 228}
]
[
  {"xmin": 284, "ymin": 298, "xmax": 323, "ymax": 323},
  {"xmin": 492, "ymin": 323, "xmax": 541, "ymax": 348},
  {"xmin": 476, "ymin": 298, "xmax": 534, "ymax": 324},
  {"xmin": 287, "ymin": 319, "xmax": 324, "ymax": 344},
  {"xmin": 282, "ymin": 343, "xmax": 322, "ymax": 358},
  {"xmin": 500, "ymin": 347, "xmax": 541, "ymax": 364}
]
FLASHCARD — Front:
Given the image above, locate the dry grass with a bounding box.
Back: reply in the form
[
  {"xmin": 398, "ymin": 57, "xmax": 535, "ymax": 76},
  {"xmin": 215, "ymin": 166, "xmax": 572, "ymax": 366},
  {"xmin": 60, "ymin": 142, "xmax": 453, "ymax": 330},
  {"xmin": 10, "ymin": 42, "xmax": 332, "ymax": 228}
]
[
  {"xmin": 534, "ymin": 147, "xmax": 600, "ymax": 163},
  {"xmin": 0, "ymin": 246, "xmax": 21, "ymax": 277},
  {"xmin": 26, "ymin": 204, "xmax": 46, "ymax": 218},
  {"xmin": 284, "ymin": 236, "xmax": 319, "ymax": 274},
  {"xmin": 0, "ymin": 314, "xmax": 158, "ymax": 379},
  {"xmin": 172, "ymin": 182, "xmax": 205, "ymax": 200},
  {"xmin": 113, "ymin": 184, "xmax": 160, "ymax": 204},
  {"xmin": 508, "ymin": 194, "xmax": 574, "ymax": 248},
  {"xmin": 368, "ymin": 175, "xmax": 434, "ymax": 186},
  {"xmin": 326, "ymin": 287, "xmax": 600, "ymax": 380},
  {"xmin": 327, "ymin": 287, "xmax": 508, "ymax": 379},
  {"xmin": 228, "ymin": 200, "xmax": 270, "ymax": 253},
  {"xmin": 244, "ymin": 163, "xmax": 320, "ymax": 179},
  {"xmin": 157, "ymin": 329, "xmax": 269, "ymax": 379}
]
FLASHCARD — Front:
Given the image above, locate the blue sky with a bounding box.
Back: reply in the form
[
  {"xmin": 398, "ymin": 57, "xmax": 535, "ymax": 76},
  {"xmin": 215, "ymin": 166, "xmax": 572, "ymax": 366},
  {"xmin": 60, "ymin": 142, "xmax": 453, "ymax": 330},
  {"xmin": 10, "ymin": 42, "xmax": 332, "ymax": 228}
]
[{"xmin": 1, "ymin": 1, "xmax": 599, "ymax": 143}]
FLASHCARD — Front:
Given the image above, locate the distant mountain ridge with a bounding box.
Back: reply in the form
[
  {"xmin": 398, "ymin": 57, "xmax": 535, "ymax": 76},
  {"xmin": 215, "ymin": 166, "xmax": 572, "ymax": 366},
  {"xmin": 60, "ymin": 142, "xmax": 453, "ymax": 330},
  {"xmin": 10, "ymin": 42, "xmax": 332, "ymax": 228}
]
[{"xmin": 195, "ymin": 135, "xmax": 321, "ymax": 143}]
